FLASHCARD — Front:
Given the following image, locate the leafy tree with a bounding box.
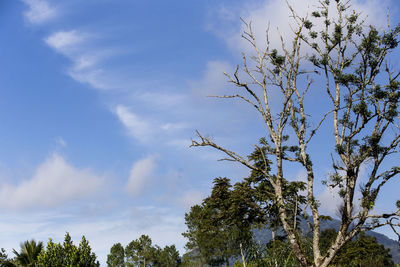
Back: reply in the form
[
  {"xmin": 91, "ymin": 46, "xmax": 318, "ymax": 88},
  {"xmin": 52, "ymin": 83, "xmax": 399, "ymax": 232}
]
[
  {"xmin": 107, "ymin": 243, "xmax": 125, "ymax": 267},
  {"xmin": 182, "ymin": 204, "xmax": 223, "ymax": 266},
  {"xmin": 319, "ymin": 229, "xmax": 338, "ymax": 257},
  {"xmin": 12, "ymin": 239, "xmax": 43, "ymax": 267},
  {"xmin": 158, "ymin": 245, "xmax": 181, "ymax": 267},
  {"xmin": 180, "ymin": 251, "xmax": 202, "ymax": 267},
  {"xmin": 333, "ymin": 232, "xmax": 396, "ymax": 266},
  {"xmin": 36, "ymin": 232, "xmax": 99, "ymax": 267},
  {"xmin": 0, "ymin": 248, "xmax": 16, "ymax": 267},
  {"xmin": 125, "ymin": 235, "xmax": 156, "ymax": 267},
  {"xmin": 109, "ymin": 236, "xmax": 181, "ymax": 267},
  {"xmin": 246, "ymin": 139, "xmax": 308, "ymax": 237},
  {"xmin": 183, "ymin": 178, "xmax": 260, "ymax": 266},
  {"xmin": 320, "ymin": 230, "xmax": 396, "ymax": 267},
  {"xmin": 191, "ymin": 0, "xmax": 400, "ymax": 266}
]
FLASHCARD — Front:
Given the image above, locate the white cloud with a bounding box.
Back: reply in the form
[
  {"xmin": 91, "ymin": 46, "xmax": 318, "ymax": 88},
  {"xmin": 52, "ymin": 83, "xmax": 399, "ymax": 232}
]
[
  {"xmin": 318, "ymin": 185, "xmax": 343, "ymax": 216},
  {"xmin": 55, "ymin": 136, "xmax": 67, "ymax": 148},
  {"xmin": 115, "ymin": 105, "xmax": 153, "ymax": 143},
  {"xmin": 178, "ymin": 190, "xmax": 204, "ymax": 209},
  {"xmin": 318, "ymin": 162, "xmax": 373, "ymax": 216},
  {"xmin": 0, "ymin": 153, "xmax": 103, "ymax": 210},
  {"xmin": 212, "ymin": 0, "xmax": 391, "ymax": 54},
  {"xmin": 115, "ymin": 105, "xmax": 190, "ymax": 144},
  {"xmin": 189, "ymin": 60, "xmax": 233, "ymax": 97},
  {"xmin": 68, "ymin": 69, "xmax": 112, "ymax": 90},
  {"xmin": 22, "ymin": 0, "xmax": 57, "ymax": 24},
  {"xmin": 45, "ymin": 30, "xmax": 85, "ymax": 54},
  {"xmin": 45, "ymin": 30, "xmax": 123, "ymax": 90},
  {"xmin": 125, "ymin": 155, "xmax": 157, "ymax": 196},
  {"xmin": 161, "ymin": 123, "xmax": 189, "ymax": 132}
]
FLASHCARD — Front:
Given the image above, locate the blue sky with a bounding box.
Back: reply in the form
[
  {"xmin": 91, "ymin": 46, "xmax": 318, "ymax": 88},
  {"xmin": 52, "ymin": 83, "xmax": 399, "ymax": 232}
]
[{"xmin": 0, "ymin": 0, "xmax": 399, "ymax": 265}]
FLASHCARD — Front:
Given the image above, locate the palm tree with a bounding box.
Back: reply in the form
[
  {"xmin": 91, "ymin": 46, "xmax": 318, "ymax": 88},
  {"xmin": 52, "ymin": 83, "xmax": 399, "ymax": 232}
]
[{"xmin": 13, "ymin": 240, "xmax": 43, "ymax": 267}]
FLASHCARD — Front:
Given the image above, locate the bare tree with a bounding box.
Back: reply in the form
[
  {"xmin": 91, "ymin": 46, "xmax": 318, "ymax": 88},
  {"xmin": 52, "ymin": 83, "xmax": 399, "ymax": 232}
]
[{"xmin": 191, "ymin": 1, "xmax": 400, "ymax": 266}]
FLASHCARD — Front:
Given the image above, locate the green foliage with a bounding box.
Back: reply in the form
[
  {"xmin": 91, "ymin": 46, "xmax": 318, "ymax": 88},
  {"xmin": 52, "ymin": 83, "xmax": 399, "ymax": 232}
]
[
  {"xmin": 319, "ymin": 229, "xmax": 338, "ymax": 257},
  {"xmin": 125, "ymin": 235, "xmax": 156, "ymax": 267},
  {"xmin": 121, "ymin": 235, "xmax": 180, "ymax": 267},
  {"xmin": 247, "ymin": 139, "xmax": 307, "ymax": 230},
  {"xmin": 0, "ymin": 248, "xmax": 16, "ymax": 267},
  {"xmin": 332, "ymin": 232, "xmax": 396, "ymax": 267},
  {"xmin": 182, "ymin": 177, "xmax": 258, "ymax": 266},
  {"xmin": 158, "ymin": 245, "xmax": 181, "ymax": 267},
  {"xmin": 262, "ymin": 238, "xmax": 302, "ymax": 267},
  {"xmin": 36, "ymin": 233, "xmax": 99, "ymax": 267},
  {"xmin": 12, "ymin": 240, "xmax": 43, "ymax": 267},
  {"xmin": 183, "ymin": 141, "xmax": 308, "ymax": 266},
  {"xmin": 180, "ymin": 251, "xmax": 201, "ymax": 267},
  {"xmin": 318, "ymin": 229, "xmax": 396, "ymax": 266},
  {"xmin": 107, "ymin": 243, "xmax": 124, "ymax": 267}
]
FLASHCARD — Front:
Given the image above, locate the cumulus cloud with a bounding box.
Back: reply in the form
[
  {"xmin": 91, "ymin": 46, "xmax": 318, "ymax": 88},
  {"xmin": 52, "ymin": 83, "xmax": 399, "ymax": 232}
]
[
  {"xmin": 0, "ymin": 154, "xmax": 103, "ymax": 210},
  {"xmin": 22, "ymin": 0, "xmax": 57, "ymax": 24},
  {"xmin": 125, "ymin": 155, "xmax": 157, "ymax": 196}
]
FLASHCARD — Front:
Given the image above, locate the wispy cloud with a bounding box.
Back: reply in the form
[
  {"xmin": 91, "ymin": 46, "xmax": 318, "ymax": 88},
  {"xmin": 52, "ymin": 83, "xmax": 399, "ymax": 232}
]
[
  {"xmin": 125, "ymin": 155, "xmax": 157, "ymax": 197},
  {"xmin": 114, "ymin": 104, "xmax": 191, "ymax": 145},
  {"xmin": 178, "ymin": 190, "xmax": 204, "ymax": 209},
  {"xmin": 115, "ymin": 105, "xmax": 153, "ymax": 143},
  {"xmin": 45, "ymin": 30, "xmax": 86, "ymax": 53},
  {"xmin": 45, "ymin": 30, "xmax": 122, "ymax": 90},
  {"xmin": 210, "ymin": 0, "xmax": 391, "ymax": 54},
  {"xmin": 55, "ymin": 136, "xmax": 67, "ymax": 149},
  {"xmin": 0, "ymin": 153, "xmax": 103, "ymax": 210},
  {"xmin": 189, "ymin": 60, "xmax": 233, "ymax": 97},
  {"xmin": 22, "ymin": 0, "xmax": 57, "ymax": 24},
  {"xmin": 161, "ymin": 123, "xmax": 189, "ymax": 132}
]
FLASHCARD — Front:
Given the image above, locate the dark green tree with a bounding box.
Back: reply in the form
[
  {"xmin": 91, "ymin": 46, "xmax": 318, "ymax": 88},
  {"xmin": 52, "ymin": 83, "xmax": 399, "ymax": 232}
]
[
  {"xmin": 183, "ymin": 177, "xmax": 261, "ymax": 267},
  {"xmin": 331, "ymin": 232, "xmax": 395, "ymax": 267},
  {"xmin": 157, "ymin": 245, "xmax": 181, "ymax": 267},
  {"xmin": 107, "ymin": 243, "xmax": 125, "ymax": 267},
  {"xmin": 182, "ymin": 203, "xmax": 223, "ymax": 266},
  {"xmin": 12, "ymin": 239, "xmax": 43, "ymax": 267},
  {"xmin": 318, "ymin": 229, "xmax": 338, "ymax": 257},
  {"xmin": 180, "ymin": 251, "xmax": 202, "ymax": 267},
  {"xmin": 36, "ymin": 232, "xmax": 99, "ymax": 267},
  {"xmin": 317, "ymin": 229, "xmax": 396, "ymax": 266}
]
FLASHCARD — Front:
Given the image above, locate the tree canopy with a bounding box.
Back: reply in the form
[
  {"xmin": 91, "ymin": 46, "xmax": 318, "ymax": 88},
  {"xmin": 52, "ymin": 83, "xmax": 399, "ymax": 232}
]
[
  {"xmin": 36, "ymin": 233, "xmax": 99, "ymax": 267},
  {"xmin": 12, "ymin": 240, "xmax": 43, "ymax": 267},
  {"xmin": 107, "ymin": 235, "xmax": 181, "ymax": 267}
]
